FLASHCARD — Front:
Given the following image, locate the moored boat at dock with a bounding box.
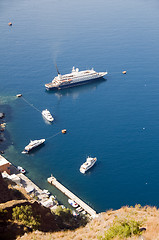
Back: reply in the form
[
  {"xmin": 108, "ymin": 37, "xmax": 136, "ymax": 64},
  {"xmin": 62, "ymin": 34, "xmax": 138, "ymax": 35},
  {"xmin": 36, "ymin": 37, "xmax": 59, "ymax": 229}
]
[
  {"xmin": 45, "ymin": 66, "xmax": 108, "ymax": 90},
  {"xmin": 22, "ymin": 139, "xmax": 45, "ymax": 153},
  {"xmin": 17, "ymin": 166, "xmax": 25, "ymax": 174},
  {"xmin": 68, "ymin": 199, "xmax": 78, "ymax": 208},
  {"xmin": 80, "ymin": 156, "xmax": 97, "ymax": 174}
]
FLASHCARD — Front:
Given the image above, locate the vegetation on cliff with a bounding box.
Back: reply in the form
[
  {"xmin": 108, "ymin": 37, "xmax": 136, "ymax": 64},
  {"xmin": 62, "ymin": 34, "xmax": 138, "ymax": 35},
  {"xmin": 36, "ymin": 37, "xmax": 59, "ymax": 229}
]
[{"xmin": 1, "ymin": 173, "xmax": 159, "ymax": 240}]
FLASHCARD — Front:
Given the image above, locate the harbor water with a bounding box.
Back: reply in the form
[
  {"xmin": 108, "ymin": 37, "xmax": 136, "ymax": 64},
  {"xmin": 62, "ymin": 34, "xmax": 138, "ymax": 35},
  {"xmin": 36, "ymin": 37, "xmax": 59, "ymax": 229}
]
[{"xmin": 1, "ymin": 0, "xmax": 159, "ymax": 212}]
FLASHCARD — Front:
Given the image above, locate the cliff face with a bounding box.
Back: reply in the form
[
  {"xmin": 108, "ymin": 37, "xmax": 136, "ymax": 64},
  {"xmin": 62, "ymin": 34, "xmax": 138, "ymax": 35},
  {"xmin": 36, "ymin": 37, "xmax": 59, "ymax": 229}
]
[
  {"xmin": 0, "ymin": 175, "xmax": 87, "ymax": 240},
  {"xmin": 1, "ymin": 174, "xmax": 159, "ymax": 240},
  {"xmin": 0, "ymin": 173, "xmax": 26, "ymax": 203},
  {"xmin": 0, "ymin": 173, "xmax": 13, "ymax": 203},
  {"xmin": 17, "ymin": 205, "xmax": 159, "ymax": 240}
]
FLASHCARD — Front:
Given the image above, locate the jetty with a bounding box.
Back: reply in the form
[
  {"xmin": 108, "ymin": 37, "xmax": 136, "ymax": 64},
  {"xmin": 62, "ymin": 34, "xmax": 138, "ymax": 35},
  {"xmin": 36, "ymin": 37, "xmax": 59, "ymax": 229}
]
[{"xmin": 47, "ymin": 175, "xmax": 97, "ymax": 218}]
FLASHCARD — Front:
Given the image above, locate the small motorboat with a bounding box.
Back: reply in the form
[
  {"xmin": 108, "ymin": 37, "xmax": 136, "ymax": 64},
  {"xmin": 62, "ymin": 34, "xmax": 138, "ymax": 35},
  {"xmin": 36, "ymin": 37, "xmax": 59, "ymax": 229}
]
[
  {"xmin": 68, "ymin": 199, "xmax": 78, "ymax": 208},
  {"xmin": 72, "ymin": 210, "xmax": 79, "ymax": 216},
  {"xmin": 81, "ymin": 210, "xmax": 86, "ymax": 215},
  {"xmin": 17, "ymin": 166, "xmax": 25, "ymax": 174},
  {"xmin": 76, "ymin": 207, "xmax": 83, "ymax": 212},
  {"xmin": 42, "ymin": 189, "xmax": 50, "ymax": 196}
]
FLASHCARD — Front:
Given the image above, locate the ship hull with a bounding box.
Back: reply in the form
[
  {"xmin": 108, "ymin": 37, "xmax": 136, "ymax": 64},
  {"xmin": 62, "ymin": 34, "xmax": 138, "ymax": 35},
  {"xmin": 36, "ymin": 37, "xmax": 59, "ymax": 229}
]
[{"xmin": 45, "ymin": 76, "xmax": 105, "ymax": 90}]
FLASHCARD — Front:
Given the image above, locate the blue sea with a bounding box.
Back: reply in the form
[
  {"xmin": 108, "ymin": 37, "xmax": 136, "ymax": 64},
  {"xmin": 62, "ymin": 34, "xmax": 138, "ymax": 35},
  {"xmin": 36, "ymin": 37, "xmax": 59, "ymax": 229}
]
[{"xmin": 1, "ymin": 0, "xmax": 159, "ymax": 212}]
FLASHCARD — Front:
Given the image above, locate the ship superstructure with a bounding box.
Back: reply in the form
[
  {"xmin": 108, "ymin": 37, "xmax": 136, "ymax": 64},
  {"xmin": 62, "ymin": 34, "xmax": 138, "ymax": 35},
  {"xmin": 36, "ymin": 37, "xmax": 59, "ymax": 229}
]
[{"xmin": 45, "ymin": 67, "xmax": 107, "ymax": 90}]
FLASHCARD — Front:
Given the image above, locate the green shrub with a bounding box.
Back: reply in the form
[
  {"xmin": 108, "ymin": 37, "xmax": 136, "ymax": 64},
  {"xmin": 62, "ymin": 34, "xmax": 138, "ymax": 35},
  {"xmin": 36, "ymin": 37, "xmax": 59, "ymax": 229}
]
[
  {"xmin": 98, "ymin": 217, "xmax": 143, "ymax": 240},
  {"xmin": 12, "ymin": 205, "xmax": 40, "ymax": 230},
  {"xmin": 54, "ymin": 206, "xmax": 88, "ymax": 228},
  {"xmin": 0, "ymin": 209, "xmax": 8, "ymax": 222}
]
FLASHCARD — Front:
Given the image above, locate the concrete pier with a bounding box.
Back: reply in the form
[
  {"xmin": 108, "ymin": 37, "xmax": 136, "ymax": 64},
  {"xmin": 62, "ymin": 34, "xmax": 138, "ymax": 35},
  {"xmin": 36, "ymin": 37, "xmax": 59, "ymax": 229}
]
[{"xmin": 47, "ymin": 175, "xmax": 97, "ymax": 218}]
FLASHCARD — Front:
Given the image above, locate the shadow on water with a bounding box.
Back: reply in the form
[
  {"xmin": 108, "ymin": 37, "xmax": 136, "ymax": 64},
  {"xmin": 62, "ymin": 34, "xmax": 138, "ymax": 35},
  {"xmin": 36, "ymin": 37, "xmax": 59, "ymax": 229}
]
[{"xmin": 45, "ymin": 78, "xmax": 107, "ymax": 98}]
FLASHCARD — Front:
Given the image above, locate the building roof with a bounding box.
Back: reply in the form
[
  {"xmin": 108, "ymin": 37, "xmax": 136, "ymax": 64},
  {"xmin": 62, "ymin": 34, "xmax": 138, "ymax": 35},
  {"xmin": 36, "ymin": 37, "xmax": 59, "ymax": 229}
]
[{"xmin": 0, "ymin": 155, "xmax": 10, "ymax": 166}]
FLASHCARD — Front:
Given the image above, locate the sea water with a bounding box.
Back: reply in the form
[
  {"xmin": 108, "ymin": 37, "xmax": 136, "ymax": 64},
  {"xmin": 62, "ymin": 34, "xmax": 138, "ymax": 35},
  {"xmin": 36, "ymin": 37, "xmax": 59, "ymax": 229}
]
[{"xmin": 1, "ymin": 0, "xmax": 159, "ymax": 212}]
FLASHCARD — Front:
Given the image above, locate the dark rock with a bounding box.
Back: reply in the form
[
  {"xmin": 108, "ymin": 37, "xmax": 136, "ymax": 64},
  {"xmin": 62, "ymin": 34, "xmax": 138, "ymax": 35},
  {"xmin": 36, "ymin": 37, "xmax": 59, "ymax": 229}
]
[{"xmin": 140, "ymin": 227, "xmax": 146, "ymax": 232}]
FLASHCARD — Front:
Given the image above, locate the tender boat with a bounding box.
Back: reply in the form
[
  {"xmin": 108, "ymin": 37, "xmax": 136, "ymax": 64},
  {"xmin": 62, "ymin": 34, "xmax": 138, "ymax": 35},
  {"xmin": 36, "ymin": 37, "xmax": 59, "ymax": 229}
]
[
  {"xmin": 22, "ymin": 139, "xmax": 45, "ymax": 153},
  {"xmin": 68, "ymin": 199, "xmax": 78, "ymax": 208},
  {"xmin": 76, "ymin": 207, "xmax": 83, "ymax": 212},
  {"xmin": 17, "ymin": 166, "xmax": 25, "ymax": 174},
  {"xmin": 72, "ymin": 210, "xmax": 79, "ymax": 216},
  {"xmin": 80, "ymin": 156, "xmax": 97, "ymax": 174},
  {"xmin": 42, "ymin": 109, "xmax": 54, "ymax": 122},
  {"xmin": 45, "ymin": 66, "xmax": 108, "ymax": 90}
]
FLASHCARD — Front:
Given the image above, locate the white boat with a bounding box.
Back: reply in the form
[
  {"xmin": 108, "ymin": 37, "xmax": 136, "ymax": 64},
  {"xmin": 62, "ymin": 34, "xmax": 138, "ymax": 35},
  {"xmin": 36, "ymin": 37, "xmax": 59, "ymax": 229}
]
[
  {"xmin": 22, "ymin": 139, "xmax": 45, "ymax": 153},
  {"xmin": 72, "ymin": 210, "xmax": 79, "ymax": 216},
  {"xmin": 76, "ymin": 207, "xmax": 83, "ymax": 212},
  {"xmin": 45, "ymin": 66, "xmax": 108, "ymax": 90},
  {"xmin": 42, "ymin": 109, "xmax": 54, "ymax": 122},
  {"xmin": 42, "ymin": 189, "xmax": 50, "ymax": 195},
  {"xmin": 80, "ymin": 156, "xmax": 97, "ymax": 174},
  {"xmin": 68, "ymin": 199, "xmax": 78, "ymax": 208},
  {"xmin": 17, "ymin": 166, "xmax": 25, "ymax": 174},
  {"xmin": 81, "ymin": 210, "xmax": 86, "ymax": 215}
]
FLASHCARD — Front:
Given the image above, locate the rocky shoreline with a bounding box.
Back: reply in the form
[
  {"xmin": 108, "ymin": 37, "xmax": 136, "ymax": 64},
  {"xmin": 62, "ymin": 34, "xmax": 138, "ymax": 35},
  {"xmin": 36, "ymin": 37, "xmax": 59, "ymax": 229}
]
[
  {"xmin": 0, "ymin": 105, "xmax": 12, "ymax": 154},
  {"xmin": 0, "ymin": 111, "xmax": 6, "ymax": 154}
]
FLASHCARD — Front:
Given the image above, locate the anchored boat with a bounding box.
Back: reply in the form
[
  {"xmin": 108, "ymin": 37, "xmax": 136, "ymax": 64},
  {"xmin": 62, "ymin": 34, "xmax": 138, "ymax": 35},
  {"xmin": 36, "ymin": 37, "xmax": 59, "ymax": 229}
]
[
  {"xmin": 22, "ymin": 139, "xmax": 45, "ymax": 154},
  {"xmin": 80, "ymin": 156, "xmax": 97, "ymax": 174},
  {"xmin": 45, "ymin": 66, "xmax": 108, "ymax": 90},
  {"xmin": 42, "ymin": 109, "xmax": 54, "ymax": 122}
]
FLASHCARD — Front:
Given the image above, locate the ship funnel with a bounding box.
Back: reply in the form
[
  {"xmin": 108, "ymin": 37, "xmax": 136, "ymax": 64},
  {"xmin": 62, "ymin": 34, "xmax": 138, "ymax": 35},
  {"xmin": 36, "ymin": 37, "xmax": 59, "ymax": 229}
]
[{"xmin": 55, "ymin": 63, "xmax": 60, "ymax": 75}]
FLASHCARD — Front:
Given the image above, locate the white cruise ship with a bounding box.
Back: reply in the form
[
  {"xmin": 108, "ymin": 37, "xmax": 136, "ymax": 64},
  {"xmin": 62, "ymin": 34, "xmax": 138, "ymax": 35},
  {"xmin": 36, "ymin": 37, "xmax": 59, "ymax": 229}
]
[
  {"xmin": 22, "ymin": 139, "xmax": 45, "ymax": 153},
  {"xmin": 42, "ymin": 109, "xmax": 54, "ymax": 122},
  {"xmin": 45, "ymin": 66, "xmax": 108, "ymax": 90},
  {"xmin": 80, "ymin": 156, "xmax": 97, "ymax": 174}
]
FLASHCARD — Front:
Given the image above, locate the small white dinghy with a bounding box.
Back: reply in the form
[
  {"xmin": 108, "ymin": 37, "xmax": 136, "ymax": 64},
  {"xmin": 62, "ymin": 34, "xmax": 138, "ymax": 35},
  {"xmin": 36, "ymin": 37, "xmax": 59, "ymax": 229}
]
[
  {"xmin": 17, "ymin": 166, "xmax": 26, "ymax": 174},
  {"xmin": 68, "ymin": 199, "xmax": 78, "ymax": 208}
]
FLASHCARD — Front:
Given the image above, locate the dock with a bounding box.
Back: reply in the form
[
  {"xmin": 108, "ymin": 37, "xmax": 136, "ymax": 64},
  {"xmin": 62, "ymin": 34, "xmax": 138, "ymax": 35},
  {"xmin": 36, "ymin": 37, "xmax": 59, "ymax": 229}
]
[{"xmin": 47, "ymin": 175, "xmax": 97, "ymax": 218}]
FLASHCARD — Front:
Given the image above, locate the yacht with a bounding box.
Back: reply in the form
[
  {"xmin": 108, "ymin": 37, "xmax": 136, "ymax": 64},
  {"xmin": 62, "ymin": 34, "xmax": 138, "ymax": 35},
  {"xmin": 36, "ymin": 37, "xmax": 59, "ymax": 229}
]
[
  {"xmin": 22, "ymin": 139, "xmax": 45, "ymax": 153},
  {"xmin": 80, "ymin": 156, "xmax": 97, "ymax": 174},
  {"xmin": 42, "ymin": 109, "xmax": 54, "ymax": 122},
  {"xmin": 45, "ymin": 66, "xmax": 108, "ymax": 90}
]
